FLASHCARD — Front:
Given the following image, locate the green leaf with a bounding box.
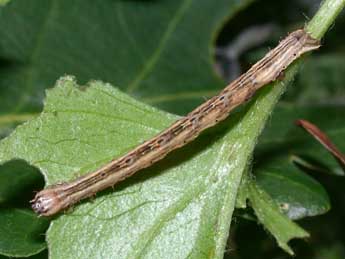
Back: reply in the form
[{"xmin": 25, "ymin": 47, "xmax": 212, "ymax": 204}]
[
  {"xmin": 253, "ymin": 105, "xmax": 345, "ymax": 220},
  {"xmin": 236, "ymin": 163, "xmax": 330, "ymax": 222},
  {"xmin": 0, "ymin": 0, "xmax": 253, "ymax": 136},
  {"xmin": 258, "ymin": 105, "xmax": 345, "ymax": 174},
  {"xmin": 315, "ymin": 242, "xmax": 345, "ymax": 259},
  {"xmin": 0, "ymin": 59, "xmax": 307, "ymax": 257},
  {"xmin": 235, "ymin": 166, "xmax": 250, "ymax": 209},
  {"xmin": 0, "ymin": 160, "xmax": 48, "ymax": 257},
  {"xmin": 247, "ymin": 178, "xmax": 309, "ymax": 255},
  {"xmin": 0, "ymin": 159, "xmax": 44, "ymax": 206},
  {"xmin": 0, "ymin": 251, "xmax": 48, "ymax": 259},
  {"xmin": 0, "ymin": 208, "xmax": 49, "ymax": 257},
  {"xmin": 255, "ymin": 166, "xmax": 330, "ymax": 220},
  {"xmin": 0, "ymin": 58, "xmax": 324, "ymax": 259},
  {"xmin": 286, "ymin": 54, "xmax": 345, "ymax": 103},
  {"xmin": 0, "ymin": 77, "xmax": 267, "ymax": 258}
]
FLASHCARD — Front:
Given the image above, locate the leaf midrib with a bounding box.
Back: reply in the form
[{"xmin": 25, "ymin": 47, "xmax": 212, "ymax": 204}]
[
  {"xmin": 126, "ymin": 0, "xmax": 194, "ymax": 94},
  {"xmin": 13, "ymin": 0, "xmax": 58, "ymax": 113}
]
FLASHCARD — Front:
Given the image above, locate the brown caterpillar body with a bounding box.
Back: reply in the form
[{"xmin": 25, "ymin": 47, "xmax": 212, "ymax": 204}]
[{"xmin": 31, "ymin": 29, "xmax": 320, "ymax": 216}]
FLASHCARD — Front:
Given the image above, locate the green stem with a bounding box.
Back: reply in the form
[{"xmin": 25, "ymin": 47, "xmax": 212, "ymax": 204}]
[{"xmin": 306, "ymin": 0, "xmax": 345, "ymax": 39}]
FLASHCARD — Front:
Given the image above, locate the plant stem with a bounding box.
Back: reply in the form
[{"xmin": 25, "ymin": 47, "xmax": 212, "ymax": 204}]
[{"xmin": 306, "ymin": 0, "xmax": 345, "ymax": 39}]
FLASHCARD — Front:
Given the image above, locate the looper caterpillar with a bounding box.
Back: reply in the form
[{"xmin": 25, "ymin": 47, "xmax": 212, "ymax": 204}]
[{"xmin": 31, "ymin": 29, "xmax": 320, "ymax": 216}]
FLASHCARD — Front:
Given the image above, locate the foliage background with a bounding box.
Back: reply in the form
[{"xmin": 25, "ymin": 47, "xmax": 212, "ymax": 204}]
[{"xmin": 0, "ymin": 0, "xmax": 344, "ymax": 258}]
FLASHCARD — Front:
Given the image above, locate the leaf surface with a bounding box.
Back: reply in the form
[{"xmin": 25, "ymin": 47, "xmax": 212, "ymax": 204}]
[
  {"xmin": 0, "ymin": 1, "xmax": 260, "ymax": 257},
  {"xmin": 0, "ymin": 160, "xmax": 43, "ymax": 206},
  {"xmin": 0, "ymin": 77, "xmax": 269, "ymax": 258},
  {"xmin": 247, "ymin": 179, "xmax": 309, "ymax": 255},
  {"xmin": 254, "ymin": 105, "xmax": 345, "ymax": 219},
  {"xmin": 0, "ymin": 208, "xmax": 49, "ymax": 257},
  {"xmin": 287, "ymin": 54, "xmax": 345, "ymax": 104},
  {"xmin": 0, "ymin": 0, "xmax": 253, "ymax": 135}
]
